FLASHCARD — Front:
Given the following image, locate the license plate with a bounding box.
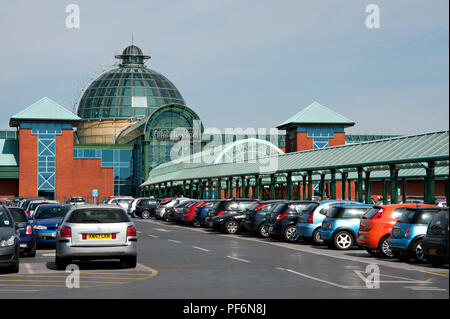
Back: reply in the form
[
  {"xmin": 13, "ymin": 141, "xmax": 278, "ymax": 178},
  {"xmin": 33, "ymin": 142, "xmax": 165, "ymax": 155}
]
[
  {"xmin": 86, "ymin": 233, "xmax": 112, "ymax": 240},
  {"xmin": 269, "ymin": 226, "xmax": 273, "ymax": 232},
  {"xmin": 322, "ymin": 222, "xmax": 327, "ymax": 228},
  {"xmin": 393, "ymin": 228, "xmax": 401, "ymax": 235},
  {"xmin": 20, "ymin": 243, "xmax": 28, "ymax": 248},
  {"xmin": 428, "ymin": 248, "xmax": 437, "ymax": 256}
]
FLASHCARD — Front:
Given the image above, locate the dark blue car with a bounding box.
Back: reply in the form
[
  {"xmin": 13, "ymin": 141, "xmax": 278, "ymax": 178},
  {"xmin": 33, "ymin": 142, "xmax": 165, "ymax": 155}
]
[
  {"xmin": 32, "ymin": 204, "xmax": 72, "ymax": 244},
  {"xmin": 7, "ymin": 206, "xmax": 36, "ymax": 257}
]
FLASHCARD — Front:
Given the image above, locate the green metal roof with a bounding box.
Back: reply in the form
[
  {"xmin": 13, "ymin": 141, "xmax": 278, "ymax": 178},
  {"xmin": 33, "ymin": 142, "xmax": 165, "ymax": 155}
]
[
  {"xmin": 10, "ymin": 97, "xmax": 81, "ymax": 127},
  {"xmin": 277, "ymin": 101, "xmax": 355, "ymax": 129},
  {"xmin": 141, "ymin": 130, "xmax": 449, "ymax": 186},
  {"xmin": 0, "ymin": 139, "xmax": 19, "ymax": 167}
]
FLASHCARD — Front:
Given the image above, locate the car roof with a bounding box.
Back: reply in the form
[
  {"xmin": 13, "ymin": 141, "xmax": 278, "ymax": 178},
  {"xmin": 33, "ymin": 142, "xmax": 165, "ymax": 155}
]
[
  {"xmin": 405, "ymin": 207, "xmax": 448, "ymax": 212},
  {"xmin": 334, "ymin": 204, "xmax": 373, "ymax": 208}
]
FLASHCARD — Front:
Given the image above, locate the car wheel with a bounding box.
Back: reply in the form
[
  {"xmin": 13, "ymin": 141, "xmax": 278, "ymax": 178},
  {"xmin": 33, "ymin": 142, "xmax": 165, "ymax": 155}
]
[
  {"xmin": 333, "ymin": 231, "xmax": 354, "ymax": 250},
  {"xmin": 27, "ymin": 241, "xmax": 37, "ymax": 257},
  {"xmin": 131, "ymin": 211, "xmax": 138, "ymax": 218},
  {"xmin": 258, "ymin": 224, "xmax": 269, "ymax": 238},
  {"xmin": 378, "ymin": 236, "xmax": 394, "ymax": 258},
  {"xmin": 55, "ymin": 256, "xmax": 71, "ymax": 270},
  {"xmin": 366, "ymin": 248, "xmax": 380, "ymax": 257},
  {"xmin": 141, "ymin": 210, "xmax": 151, "ymax": 219},
  {"xmin": 284, "ymin": 225, "xmax": 299, "ymax": 242},
  {"xmin": 224, "ymin": 220, "xmax": 239, "ymax": 234},
  {"xmin": 312, "ymin": 228, "xmax": 324, "ymax": 245},
  {"xmin": 121, "ymin": 256, "xmax": 137, "ymax": 268},
  {"xmin": 412, "ymin": 239, "xmax": 427, "ymax": 263},
  {"xmin": 162, "ymin": 213, "xmax": 169, "ymax": 222},
  {"xmin": 193, "ymin": 220, "xmax": 201, "ymax": 228}
]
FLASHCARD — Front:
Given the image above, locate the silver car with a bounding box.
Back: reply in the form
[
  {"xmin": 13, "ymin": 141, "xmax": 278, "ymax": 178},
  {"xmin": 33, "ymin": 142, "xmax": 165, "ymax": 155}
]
[
  {"xmin": 55, "ymin": 205, "xmax": 137, "ymax": 269},
  {"xmin": 155, "ymin": 198, "xmax": 191, "ymax": 221}
]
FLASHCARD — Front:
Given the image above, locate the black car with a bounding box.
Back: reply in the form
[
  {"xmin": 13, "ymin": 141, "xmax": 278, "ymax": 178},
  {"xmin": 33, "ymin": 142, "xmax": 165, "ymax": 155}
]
[
  {"xmin": 211, "ymin": 200, "xmax": 261, "ymax": 234},
  {"xmin": 0, "ymin": 205, "xmax": 20, "ymax": 273},
  {"xmin": 423, "ymin": 209, "xmax": 449, "ymax": 266},
  {"xmin": 135, "ymin": 198, "xmax": 161, "ymax": 219},
  {"xmin": 205, "ymin": 199, "xmax": 258, "ymax": 228},
  {"xmin": 268, "ymin": 201, "xmax": 320, "ymax": 242},
  {"xmin": 7, "ymin": 206, "xmax": 36, "ymax": 257},
  {"xmin": 193, "ymin": 200, "xmax": 219, "ymax": 227},
  {"xmin": 241, "ymin": 200, "xmax": 287, "ymax": 237}
]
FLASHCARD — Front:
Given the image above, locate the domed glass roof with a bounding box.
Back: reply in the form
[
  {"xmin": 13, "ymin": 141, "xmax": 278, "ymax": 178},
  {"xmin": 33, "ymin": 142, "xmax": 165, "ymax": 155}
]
[{"xmin": 77, "ymin": 45, "xmax": 186, "ymax": 120}]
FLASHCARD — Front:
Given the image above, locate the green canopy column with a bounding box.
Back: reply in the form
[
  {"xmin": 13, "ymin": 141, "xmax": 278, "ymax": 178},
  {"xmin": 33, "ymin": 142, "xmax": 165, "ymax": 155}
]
[
  {"xmin": 254, "ymin": 175, "xmax": 260, "ymax": 199},
  {"xmin": 390, "ymin": 165, "xmax": 399, "ymax": 204},
  {"xmin": 330, "ymin": 169, "xmax": 336, "ymax": 200},
  {"xmin": 348, "ymin": 179, "xmax": 352, "ymax": 201},
  {"xmin": 246, "ymin": 177, "xmax": 251, "ymax": 198},
  {"xmin": 259, "ymin": 177, "xmax": 264, "ymax": 200},
  {"xmin": 357, "ymin": 167, "xmax": 364, "ymax": 203},
  {"xmin": 217, "ymin": 178, "xmax": 222, "ymax": 200},
  {"xmin": 228, "ymin": 177, "xmax": 233, "ymax": 198},
  {"xmin": 320, "ymin": 174, "xmax": 326, "ymax": 200},
  {"xmin": 302, "ymin": 175, "xmax": 307, "ymax": 200},
  {"xmin": 445, "ymin": 178, "xmax": 449, "ymax": 208},
  {"xmin": 207, "ymin": 179, "xmax": 213, "ymax": 200},
  {"xmin": 143, "ymin": 140, "xmax": 150, "ymax": 183},
  {"xmin": 240, "ymin": 176, "xmax": 246, "ymax": 198},
  {"xmin": 307, "ymin": 171, "xmax": 313, "ymax": 200},
  {"xmin": 189, "ymin": 180, "xmax": 195, "ymax": 199},
  {"xmin": 287, "ymin": 172, "xmax": 293, "ymax": 200},
  {"xmin": 401, "ymin": 178, "xmax": 407, "ymax": 204},
  {"xmin": 382, "ymin": 179, "xmax": 389, "ymax": 205},
  {"xmin": 297, "ymin": 181, "xmax": 302, "ymax": 200},
  {"xmin": 341, "ymin": 172, "xmax": 347, "ymax": 200},
  {"xmin": 365, "ymin": 171, "xmax": 372, "ymax": 204},
  {"xmin": 270, "ymin": 174, "xmax": 276, "ymax": 200},
  {"xmin": 425, "ymin": 161, "xmax": 435, "ymax": 204}
]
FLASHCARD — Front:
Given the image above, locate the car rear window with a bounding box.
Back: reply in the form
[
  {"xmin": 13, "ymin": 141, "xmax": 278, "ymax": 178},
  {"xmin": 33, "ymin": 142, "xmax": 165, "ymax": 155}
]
[
  {"xmin": 328, "ymin": 207, "xmax": 369, "ymax": 219},
  {"xmin": 0, "ymin": 207, "xmax": 13, "ymax": 227},
  {"xmin": 398, "ymin": 210, "xmax": 438, "ymax": 225},
  {"xmin": 8, "ymin": 208, "xmax": 28, "ymax": 223},
  {"xmin": 67, "ymin": 209, "xmax": 131, "ymax": 223},
  {"xmin": 288, "ymin": 203, "xmax": 318, "ymax": 214},
  {"xmin": 35, "ymin": 206, "xmax": 71, "ymax": 220},
  {"xmin": 428, "ymin": 211, "xmax": 449, "ymax": 235}
]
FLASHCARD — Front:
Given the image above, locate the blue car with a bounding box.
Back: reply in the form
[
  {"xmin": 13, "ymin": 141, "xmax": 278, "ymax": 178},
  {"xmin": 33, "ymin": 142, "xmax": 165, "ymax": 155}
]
[
  {"xmin": 193, "ymin": 200, "xmax": 219, "ymax": 227},
  {"xmin": 32, "ymin": 204, "xmax": 72, "ymax": 244},
  {"xmin": 389, "ymin": 207, "xmax": 445, "ymax": 263},
  {"xmin": 6, "ymin": 206, "xmax": 36, "ymax": 257},
  {"xmin": 319, "ymin": 204, "xmax": 373, "ymax": 250},
  {"xmin": 296, "ymin": 200, "xmax": 361, "ymax": 245}
]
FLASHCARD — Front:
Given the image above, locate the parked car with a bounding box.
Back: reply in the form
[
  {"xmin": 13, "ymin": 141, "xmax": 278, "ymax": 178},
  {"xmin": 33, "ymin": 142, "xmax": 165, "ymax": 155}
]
[
  {"xmin": 108, "ymin": 197, "xmax": 135, "ymax": 212},
  {"xmin": 0, "ymin": 205, "xmax": 20, "ymax": 273},
  {"xmin": 127, "ymin": 197, "xmax": 154, "ymax": 217},
  {"xmin": 193, "ymin": 200, "xmax": 219, "ymax": 227},
  {"xmin": 24, "ymin": 199, "xmax": 59, "ymax": 219},
  {"xmin": 423, "ymin": 209, "xmax": 449, "ymax": 266},
  {"xmin": 55, "ymin": 205, "xmax": 138, "ymax": 270},
  {"xmin": 211, "ymin": 200, "xmax": 261, "ymax": 234},
  {"xmin": 0, "ymin": 198, "xmax": 12, "ymax": 206},
  {"xmin": 32, "ymin": 204, "xmax": 72, "ymax": 244},
  {"xmin": 168, "ymin": 200, "xmax": 196, "ymax": 222},
  {"xmin": 174, "ymin": 201, "xmax": 205, "ymax": 225},
  {"xmin": 268, "ymin": 201, "xmax": 320, "ymax": 242},
  {"xmin": 241, "ymin": 201, "xmax": 286, "ymax": 237},
  {"xmin": 204, "ymin": 199, "xmax": 259, "ymax": 228},
  {"xmin": 357, "ymin": 204, "xmax": 435, "ymax": 258},
  {"xmin": 296, "ymin": 200, "xmax": 361, "ymax": 245},
  {"xmin": 19, "ymin": 197, "xmax": 45, "ymax": 209},
  {"xmin": 319, "ymin": 204, "xmax": 373, "ymax": 250},
  {"xmin": 389, "ymin": 207, "xmax": 445, "ymax": 263},
  {"xmin": 134, "ymin": 198, "xmax": 161, "ymax": 219},
  {"xmin": 7, "ymin": 206, "xmax": 36, "ymax": 257},
  {"xmin": 66, "ymin": 197, "xmax": 86, "ymax": 205},
  {"xmin": 155, "ymin": 198, "xmax": 192, "ymax": 221}
]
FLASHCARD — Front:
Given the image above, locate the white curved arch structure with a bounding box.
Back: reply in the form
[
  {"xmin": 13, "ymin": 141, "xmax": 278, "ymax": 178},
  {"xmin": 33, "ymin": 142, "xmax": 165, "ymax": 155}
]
[{"xmin": 213, "ymin": 138, "xmax": 284, "ymax": 164}]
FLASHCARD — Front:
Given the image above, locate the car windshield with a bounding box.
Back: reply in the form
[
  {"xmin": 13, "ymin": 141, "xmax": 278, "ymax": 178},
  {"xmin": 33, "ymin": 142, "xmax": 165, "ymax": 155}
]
[
  {"xmin": 363, "ymin": 207, "xmax": 383, "ymax": 219},
  {"xmin": 0, "ymin": 208, "xmax": 13, "ymax": 227},
  {"xmin": 8, "ymin": 208, "xmax": 28, "ymax": 223},
  {"xmin": 398, "ymin": 210, "xmax": 438, "ymax": 225},
  {"xmin": 67, "ymin": 209, "xmax": 130, "ymax": 223},
  {"xmin": 288, "ymin": 203, "xmax": 318, "ymax": 214},
  {"xmin": 70, "ymin": 198, "xmax": 84, "ymax": 202},
  {"xmin": 35, "ymin": 206, "xmax": 71, "ymax": 220}
]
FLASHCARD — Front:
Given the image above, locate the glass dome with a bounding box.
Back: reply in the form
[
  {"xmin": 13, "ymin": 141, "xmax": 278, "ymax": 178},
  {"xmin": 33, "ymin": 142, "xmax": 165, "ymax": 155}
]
[{"xmin": 77, "ymin": 45, "xmax": 186, "ymax": 120}]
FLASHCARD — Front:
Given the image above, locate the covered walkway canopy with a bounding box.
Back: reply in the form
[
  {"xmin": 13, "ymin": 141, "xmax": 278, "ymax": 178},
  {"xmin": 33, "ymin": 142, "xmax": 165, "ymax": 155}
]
[{"xmin": 140, "ymin": 130, "xmax": 449, "ymax": 205}]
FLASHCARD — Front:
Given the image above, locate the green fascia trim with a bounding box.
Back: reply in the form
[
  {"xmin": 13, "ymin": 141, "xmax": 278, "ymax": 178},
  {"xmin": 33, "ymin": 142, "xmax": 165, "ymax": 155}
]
[
  {"xmin": 0, "ymin": 166, "xmax": 19, "ymax": 179},
  {"xmin": 278, "ymin": 101, "xmax": 355, "ymax": 129},
  {"xmin": 74, "ymin": 144, "xmax": 134, "ymax": 150}
]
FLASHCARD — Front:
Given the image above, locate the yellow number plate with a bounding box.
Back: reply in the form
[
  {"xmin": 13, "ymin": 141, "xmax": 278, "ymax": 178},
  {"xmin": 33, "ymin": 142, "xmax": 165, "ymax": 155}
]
[{"xmin": 87, "ymin": 233, "xmax": 112, "ymax": 240}]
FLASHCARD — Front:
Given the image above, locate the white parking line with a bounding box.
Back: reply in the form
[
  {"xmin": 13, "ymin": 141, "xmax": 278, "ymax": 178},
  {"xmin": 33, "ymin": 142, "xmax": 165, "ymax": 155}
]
[
  {"xmin": 192, "ymin": 246, "xmax": 210, "ymax": 252},
  {"xmin": 276, "ymin": 267, "xmax": 351, "ymax": 289},
  {"xmin": 154, "ymin": 228, "xmax": 171, "ymax": 232},
  {"xmin": 227, "ymin": 256, "xmax": 250, "ymax": 263},
  {"xmin": 168, "ymin": 239, "xmax": 181, "ymax": 244},
  {"xmin": 41, "ymin": 253, "xmax": 55, "ymax": 257},
  {"xmin": 148, "ymin": 235, "xmax": 159, "ymax": 238}
]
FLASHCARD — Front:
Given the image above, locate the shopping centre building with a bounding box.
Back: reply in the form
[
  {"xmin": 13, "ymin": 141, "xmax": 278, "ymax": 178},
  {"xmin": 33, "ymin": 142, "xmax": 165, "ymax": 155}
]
[{"xmin": 1, "ymin": 44, "xmax": 448, "ymax": 203}]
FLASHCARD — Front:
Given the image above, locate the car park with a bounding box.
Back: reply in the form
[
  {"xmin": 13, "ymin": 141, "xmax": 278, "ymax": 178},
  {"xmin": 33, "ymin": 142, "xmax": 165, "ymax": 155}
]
[
  {"xmin": 389, "ymin": 207, "xmax": 447, "ymax": 263},
  {"xmin": 0, "ymin": 205, "xmax": 20, "ymax": 273},
  {"xmin": 241, "ymin": 201, "xmax": 286, "ymax": 237},
  {"xmin": 423, "ymin": 209, "xmax": 449, "ymax": 266},
  {"xmin": 32, "ymin": 204, "xmax": 72, "ymax": 244},
  {"xmin": 134, "ymin": 198, "xmax": 161, "ymax": 219},
  {"xmin": 211, "ymin": 200, "xmax": 261, "ymax": 234},
  {"xmin": 357, "ymin": 204, "xmax": 435, "ymax": 257},
  {"xmin": 268, "ymin": 201, "xmax": 320, "ymax": 242},
  {"xmin": 55, "ymin": 205, "xmax": 138, "ymax": 270},
  {"xmin": 7, "ymin": 206, "xmax": 36, "ymax": 257},
  {"xmin": 296, "ymin": 200, "xmax": 361, "ymax": 245},
  {"xmin": 319, "ymin": 204, "xmax": 373, "ymax": 250}
]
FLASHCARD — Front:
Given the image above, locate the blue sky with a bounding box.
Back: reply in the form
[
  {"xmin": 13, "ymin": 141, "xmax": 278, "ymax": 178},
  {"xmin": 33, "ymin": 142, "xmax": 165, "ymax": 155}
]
[{"xmin": 0, "ymin": 0, "xmax": 448, "ymax": 135}]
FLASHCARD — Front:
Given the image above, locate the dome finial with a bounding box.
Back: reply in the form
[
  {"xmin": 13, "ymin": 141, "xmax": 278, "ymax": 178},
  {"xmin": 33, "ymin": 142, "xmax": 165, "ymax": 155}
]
[{"xmin": 114, "ymin": 43, "xmax": 150, "ymax": 67}]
